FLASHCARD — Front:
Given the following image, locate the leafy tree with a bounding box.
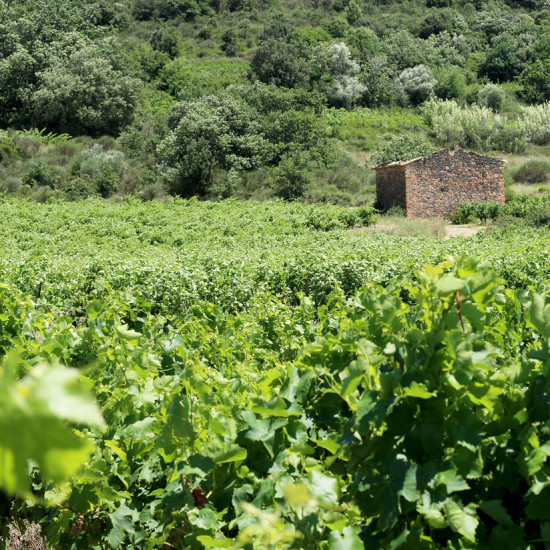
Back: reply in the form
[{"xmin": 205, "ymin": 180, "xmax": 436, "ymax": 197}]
[
  {"xmin": 31, "ymin": 40, "xmax": 141, "ymax": 136},
  {"xmin": 158, "ymin": 93, "xmax": 271, "ymax": 196},
  {"xmin": 150, "ymin": 26, "xmax": 180, "ymax": 58},
  {"xmin": 326, "ymin": 43, "xmax": 365, "ymax": 109},
  {"xmin": 479, "ymin": 32, "xmax": 536, "ymax": 82},
  {"xmin": 221, "ymin": 29, "xmax": 239, "ymax": 56},
  {"xmin": 394, "ymin": 64, "xmax": 437, "ymax": 106},
  {"xmin": 133, "ymin": 0, "xmax": 159, "ymax": 20},
  {"xmin": 250, "ymin": 39, "xmax": 311, "ymax": 89},
  {"xmin": 477, "ymin": 83, "xmax": 506, "ymax": 111},
  {"xmin": 157, "ymin": 0, "xmax": 210, "ymax": 19},
  {"xmin": 268, "ymin": 152, "xmax": 313, "ymax": 200},
  {"xmin": 344, "ymin": 0, "xmax": 362, "ymax": 25},
  {"xmin": 434, "ymin": 66, "xmax": 467, "ymax": 100},
  {"xmin": 519, "ymin": 59, "xmax": 550, "ymax": 103},
  {"xmin": 382, "ymin": 30, "xmax": 426, "ymax": 71},
  {"xmin": 345, "ymin": 27, "xmax": 381, "ymax": 65},
  {"xmin": 358, "ymin": 55, "xmax": 395, "ymax": 107}
]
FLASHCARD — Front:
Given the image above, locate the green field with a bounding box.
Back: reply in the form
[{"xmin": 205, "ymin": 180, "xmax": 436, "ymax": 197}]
[{"xmin": 2, "ymin": 200, "xmax": 550, "ymax": 548}]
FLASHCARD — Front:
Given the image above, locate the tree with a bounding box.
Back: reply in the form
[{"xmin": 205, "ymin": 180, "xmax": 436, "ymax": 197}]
[
  {"xmin": 344, "ymin": 0, "xmax": 362, "ymax": 25},
  {"xmin": 477, "ymin": 83, "xmax": 506, "ymax": 111},
  {"xmin": 157, "ymin": 93, "xmax": 271, "ymax": 196},
  {"xmin": 479, "ymin": 32, "xmax": 536, "ymax": 82},
  {"xmin": 519, "ymin": 59, "xmax": 550, "ymax": 103},
  {"xmin": 31, "ymin": 41, "xmax": 141, "ymax": 136},
  {"xmin": 358, "ymin": 56, "xmax": 395, "ymax": 107},
  {"xmin": 394, "ymin": 65, "xmax": 437, "ymax": 106},
  {"xmin": 250, "ymin": 39, "xmax": 311, "ymax": 89},
  {"xmin": 326, "ymin": 43, "xmax": 365, "ymax": 109},
  {"xmin": 151, "ymin": 26, "xmax": 180, "ymax": 58},
  {"xmin": 434, "ymin": 66, "xmax": 467, "ymax": 100}
]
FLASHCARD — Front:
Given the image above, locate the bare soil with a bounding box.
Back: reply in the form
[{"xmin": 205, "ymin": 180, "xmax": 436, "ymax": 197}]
[{"xmin": 444, "ymin": 225, "xmax": 482, "ymax": 239}]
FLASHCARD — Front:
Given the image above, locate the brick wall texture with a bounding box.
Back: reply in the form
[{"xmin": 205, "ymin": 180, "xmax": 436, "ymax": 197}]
[{"xmin": 375, "ymin": 149, "xmax": 505, "ymax": 218}]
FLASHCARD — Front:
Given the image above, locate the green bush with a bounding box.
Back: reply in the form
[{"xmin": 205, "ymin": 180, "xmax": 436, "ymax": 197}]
[
  {"xmin": 21, "ymin": 161, "xmax": 59, "ymax": 188},
  {"xmin": 451, "ymin": 203, "xmax": 477, "ymax": 224},
  {"xmin": 371, "ymin": 136, "xmax": 434, "ymax": 167},
  {"xmin": 0, "ymin": 134, "xmax": 20, "ymax": 162},
  {"xmin": 526, "ymin": 205, "xmax": 550, "ymax": 226},
  {"xmin": 64, "ymin": 177, "xmax": 99, "ymax": 201},
  {"xmin": 356, "ymin": 204, "xmax": 377, "ymax": 225},
  {"xmin": 477, "ymin": 84, "xmax": 505, "ymax": 112},
  {"xmin": 512, "ymin": 160, "xmax": 550, "ymax": 184},
  {"xmin": 268, "ymin": 154, "xmax": 313, "ymax": 200}
]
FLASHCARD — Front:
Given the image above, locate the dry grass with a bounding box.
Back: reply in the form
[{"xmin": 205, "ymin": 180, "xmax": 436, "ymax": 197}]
[
  {"xmin": 2, "ymin": 521, "xmax": 48, "ymax": 550},
  {"xmin": 367, "ymin": 215, "xmax": 448, "ymax": 238},
  {"xmin": 510, "ymin": 183, "xmax": 550, "ymax": 196}
]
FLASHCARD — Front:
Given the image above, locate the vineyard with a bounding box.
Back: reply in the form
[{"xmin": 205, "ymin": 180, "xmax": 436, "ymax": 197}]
[{"xmin": 2, "ymin": 199, "xmax": 550, "ymax": 549}]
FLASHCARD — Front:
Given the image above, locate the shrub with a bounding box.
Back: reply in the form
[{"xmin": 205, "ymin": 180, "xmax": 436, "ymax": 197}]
[
  {"xmin": 31, "ymin": 40, "xmax": 141, "ymax": 136},
  {"xmin": 80, "ymin": 144, "xmax": 127, "ymax": 179},
  {"xmin": 150, "ymin": 27, "xmax": 180, "ymax": 59},
  {"xmin": 337, "ymin": 209, "xmax": 358, "ymax": 228},
  {"xmin": 526, "ymin": 205, "xmax": 550, "ymax": 226},
  {"xmin": 518, "ymin": 59, "xmax": 550, "ymax": 104},
  {"xmin": 434, "ymin": 66, "xmax": 467, "ymax": 101},
  {"xmin": 520, "ymin": 103, "xmax": 550, "ymax": 145},
  {"xmin": 64, "ymin": 177, "xmax": 99, "ymax": 201},
  {"xmin": 326, "ymin": 43, "xmax": 366, "ymax": 109},
  {"xmin": 355, "ymin": 204, "xmax": 377, "ymax": 226},
  {"xmin": 512, "ymin": 160, "xmax": 550, "ymax": 184},
  {"xmin": 21, "ymin": 162, "xmax": 58, "ymax": 188},
  {"xmin": 268, "ymin": 154, "xmax": 313, "ymax": 200},
  {"xmin": 423, "ymin": 100, "xmax": 528, "ymax": 153},
  {"xmin": 371, "ymin": 136, "xmax": 434, "ymax": 167},
  {"xmin": 250, "ymin": 40, "xmax": 311, "ymax": 89},
  {"xmin": 473, "ymin": 201, "xmax": 502, "ymax": 224},
  {"xmin": 0, "ymin": 177, "xmax": 21, "ymax": 195},
  {"xmin": 394, "ymin": 65, "xmax": 437, "ymax": 106},
  {"xmin": 451, "ymin": 203, "xmax": 477, "ymax": 224},
  {"xmin": 0, "ymin": 134, "xmax": 20, "ymax": 161},
  {"xmin": 477, "ymin": 84, "xmax": 505, "ymax": 112},
  {"xmin": 453, "ymin": 202, "xmax": 502, "ymax": 224}
]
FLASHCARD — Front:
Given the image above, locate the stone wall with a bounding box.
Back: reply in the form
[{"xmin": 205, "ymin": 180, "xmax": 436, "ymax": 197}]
[
  {"xmin": 375, "ymin": 164, "xmax": 407, "ymax": 211},
  {"xmin": 375, "ymin": 149, "xmax": 505, "ymax": 218}
]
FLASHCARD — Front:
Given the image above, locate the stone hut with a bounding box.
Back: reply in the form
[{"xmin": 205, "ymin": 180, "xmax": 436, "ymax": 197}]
[{"xmin": 374, "ymin": 149, "xmax": 505, "ymax": 218}]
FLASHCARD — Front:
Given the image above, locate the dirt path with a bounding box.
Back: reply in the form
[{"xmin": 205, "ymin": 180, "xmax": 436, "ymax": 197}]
[{"xmin": 444, "ymin": 225, "xmax": 482, "ymax": 239}]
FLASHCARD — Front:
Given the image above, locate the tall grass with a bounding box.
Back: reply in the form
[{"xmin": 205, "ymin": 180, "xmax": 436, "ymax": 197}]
[
  {"xmin": 520, "ymin": 103, "xmax": 550, "ymax": 146},
  {"xmin": 423, "ymin": 100, "xmax": 527, "ymax": 153}
]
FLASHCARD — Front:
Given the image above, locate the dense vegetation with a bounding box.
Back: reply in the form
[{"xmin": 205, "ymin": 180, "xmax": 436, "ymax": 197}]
[
  {"xmin": 3, "ymin": 0, "xmax": 550, "ymax": 548},
  {"xmin": 3, "ymin": 0, "xmax": 550, "ymax": 202},
  {"xmin": 1, "ymin": 200, "xmax": 550, "ymax": 549}
]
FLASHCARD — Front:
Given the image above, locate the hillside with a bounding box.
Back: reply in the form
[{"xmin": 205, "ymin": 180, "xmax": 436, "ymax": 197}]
[{"xmin": 2, "ymin": 0, "xmax": 550, "ymax": 203}]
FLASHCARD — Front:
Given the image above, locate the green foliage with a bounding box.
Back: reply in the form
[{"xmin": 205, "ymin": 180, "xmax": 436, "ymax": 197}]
[
  {"xmin": 512, "ymin": 160, "xmax": 550, "ymax": 184},
  {"xmin": 22, "ymin": 161, "xmax": 59, "ymax": 188},
  {"xmin": 394, "ymin": 64, "xmax": 437, "ymax": 106},
  {"xmin": 477, "ymin": 83, "xmax": 506, "ymax": 112},
  {"xmin": 150, "ymin": 26, "xmax": 180, "ymax": 59},
  {"xmin": 434, "ymin": 66, "xmax": 467, "ymax": 101},
  {"xmin": 2, "ymin": 207, "xmax": 550, "ymax": 549},
  {"xmin": 158, "ymin": 92, "xmax": 270, "ymax": 196},
  {"xmin": 423, "ymin": 100, "xmax": 528, "ymax": 153},
  {"xmin": 250, "ymin": 39, "xmax": 311, "ymax": 89},
  {"xmin": 268, "ymin": 153, "xmax": 313, "ymax": 200},
  {"xmin": 519, "ymin": 59, "xmax": 550, "ymax": 103},
  {"xmin": 0, "ymin": 133, "xmax": 20, "ymax": 162},
  {"xmin": 31, "ymin": 40, "xmax": 141, "ymax": 136},
  {"xmin": 371, "ymin": 135, "xmax": 434, "ymax": 167},
  {"xmin": 158, "ymin": 85, "xmax": 334, "ymax": 197}
]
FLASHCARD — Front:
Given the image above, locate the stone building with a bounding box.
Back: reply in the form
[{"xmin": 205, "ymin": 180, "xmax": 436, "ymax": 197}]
[{"xmin": 374, "ymin": 148, "xmax": 505, "ymax": 218}]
